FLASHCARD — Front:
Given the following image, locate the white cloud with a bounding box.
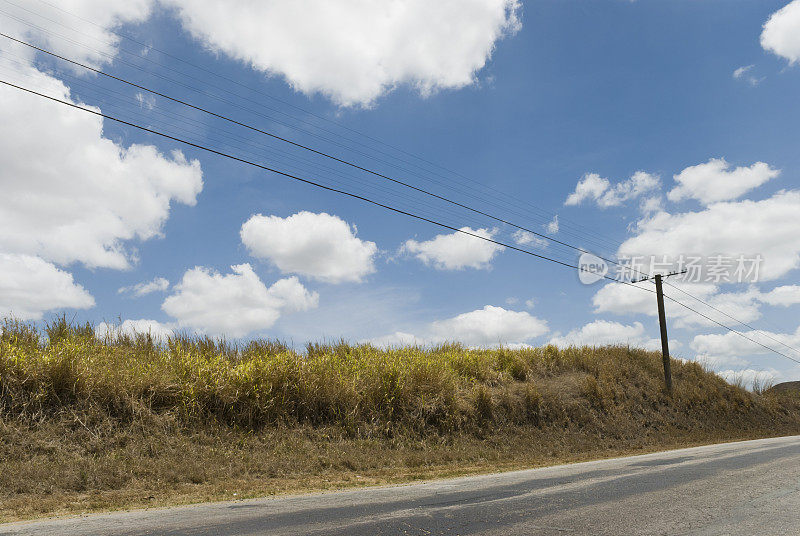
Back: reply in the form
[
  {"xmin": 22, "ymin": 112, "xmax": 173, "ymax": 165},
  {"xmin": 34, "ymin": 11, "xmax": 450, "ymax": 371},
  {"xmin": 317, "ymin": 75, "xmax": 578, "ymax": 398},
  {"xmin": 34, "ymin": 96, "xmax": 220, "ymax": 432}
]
[
  {"xmin": 368, "ymin": 305, "xmax": 548, "ymax": 348},
  {"xmin": 162, "ymin": 0, "xmax": 521, "ymax": 107},
  {"xmin": 619, "ymin": 191, "xmax": 800, "ymax": 281},
  {"xmin": 366, "ymin": 331, "xmax": 421, "ymax": 348},
  {"xmin": 695, "ymin": 353, "xmax": 750, "ymax": 370},
  {"xmin": 691, "ymin": 326, "xmax": 800, "ymax": 359},
  {"xmin": 667, "ymin": 158, "xmax": 779, "ymax": 204},
  {"xmin": 717, "ymin": 368, "xmax": 779, "ymax": 391},
  {"xmin": 0, "ymin": 253, "xmax": 94, "ymax": 321},
  {"xmin": 5, "ymin": 0, "xmax": 521, "ymax": 108},
  {"xmin": 759, "ymin": 285, "xmax": 800, "ymax": 306},
  {"xmin": 241, "ymin": 212, "xmax": 377, "ymax": 283},
  {"xmin": 401, "ymin": 227, "xmax": 504, "ymax": 270},
  {"xmin": 162, "ymin": 264, "xmax": 318, "ymax": 337},
  {"xmin": 265, "ymin": 276, "xmax": 320, "ymax": 313},
  {"xmin": 761, "ymin": 0, "xmax": 800, "ymax": 64},
  {"xmin": 546, "ymin": 215, "xmax": 559, "ymax": 234},
  {"xmin": 135, "ymin": 92, "xmax": 156, "ymax": 110},
  {"xmin": 513, "ymin": 229, "xmax": 548, "ymax": 248},
  {"xmin": 118, "ymin": 277, "xmax": 170, "ymax": 297},
  {"xmin": 592, "ymin": 281, "xmax": 763, "ymax": 329},
  {"xmin": 1, "ymin": 0, "xmax": 152, "ymax": 69},
  {"xmin": 508, "ymin": 297, "xmax": 535, "ymax": 309},
  {"xmin": 733, "ymin": 65, "xmax": 754, "ymax": 79},
  {"xmin": 548, "ymin": 320, "xmax": 663, "ymax": 349},
  {"xmin": 429, "ymin": 306, "xmax": 548, "ymax": 346},
  {"xmin": 565, "ymin": 171, "xmax": 660, "ymax": 208},
  {"xmin": 95, "ymin": 319, "xmax": 175, "ymax": 341},
  {"xmin": 732, "ymin": 65, "xmax": 763, "ymax": 86},
  {"xmin": 0, "ymin": 55, "xmax": 203, "ymax": 270},
  {"xmin": 639, "ymin": 196, "xmax": 663, "ymax": 215},
  {"xmin": 565, "ymin": 173, "xmax": 610, "ymax": 206},
  {"xmin": 0, "ymin": 3, "xmax": 204, "ymax": 325}
]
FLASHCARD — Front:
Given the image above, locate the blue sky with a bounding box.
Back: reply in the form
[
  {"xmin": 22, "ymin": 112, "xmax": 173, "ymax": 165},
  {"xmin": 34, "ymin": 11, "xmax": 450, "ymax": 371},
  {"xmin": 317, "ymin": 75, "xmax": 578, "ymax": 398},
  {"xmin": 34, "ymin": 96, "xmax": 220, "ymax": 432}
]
[{"xmin": 2, "ymin": 0, "xmax": 800, "ymax": 385}]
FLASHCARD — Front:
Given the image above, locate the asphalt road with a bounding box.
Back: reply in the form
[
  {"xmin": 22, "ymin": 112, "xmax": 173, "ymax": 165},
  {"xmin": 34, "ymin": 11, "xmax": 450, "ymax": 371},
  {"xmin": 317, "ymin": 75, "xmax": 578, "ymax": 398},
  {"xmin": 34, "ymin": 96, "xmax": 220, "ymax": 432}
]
[{"xmin": 3, "ymin": 435, "xmax": 799, "ymax": 536}]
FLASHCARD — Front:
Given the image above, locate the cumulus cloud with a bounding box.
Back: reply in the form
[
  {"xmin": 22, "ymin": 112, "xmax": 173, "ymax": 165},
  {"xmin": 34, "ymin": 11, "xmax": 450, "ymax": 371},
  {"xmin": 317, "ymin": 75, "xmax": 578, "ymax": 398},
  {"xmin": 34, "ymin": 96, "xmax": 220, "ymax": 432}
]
[
  {"xmin": 759, "ymin": 285, "xmax": 800, "ymax": 306},
  {"xmin": 5, "ymin": 0, "xmax": 521, "ymax": 107},
  {"xmin": 429, "ymin": 306, "xmax": 548, "ymax": 346},
  {"xmin": 401, "ymin": 227, "xmax": 504, "ymax": 270},
  {"xmin": 368, "ymin": 305, "xmax": 548, "ymax": 348},
  {"xmin": 695, "ymin": 353, "xmax": 750, "ymax": 370},
  {"xmin": 565, "ymin": 171, "xmax": 660, "ymax": 208},
  {"xmin": 732, "ymin": 65, "xmax": 763, "ymax": 86},
  {"xmin": 366, "ymin": 331, "xmax": 421, "ymax": 348},
  {"xmin": 691, "ymin": 326, "xmax": 800, "ymax": 359},
  {"xmin": 548, "ymin": 320, "xmax": 665, "ymax": 350},
  {"xmin": 0, "ymin": 55, "xmax": 203, "ymax": 270},
  {"xmin": 667, "ymin": 158, "xmax": 779, "ymax": 204},
  {"xmin": 0, "ymin": 253, "xmax": 94, "ymax": 321},
  {"xmin": 594, "ymin": 280, "xmax": 800, "ymax": 336},
  {"xmin": 118, "ymin": 277, "xmax": 170, "ymax": 297},
  {"xmin": 513, "ymin": 230, "xmax": 548, "ymax": 248},
  {"xmin": 0, "ymin": 2, "xmax": 205, "ymax": 319},
  {"xmin": 717, "ymin": 368, "xmax": 779, "ymax": 390},
  {"xmin": 162, "ymin": 264, "xmax": 318, "ymax": 337},
  {"xmin": 161, "ymin": 0, "xmax": 521, "ymax": 107},
  {"xmin": 1, "ymin": 0, "xmax": 152, "ymax": 69},
  {"xmin": 546, "ymin": 215, "xmax": 559, "ymax": 234},
  {"xmin": 241, "ymin": 212, "xmax": 377, "ymax": 283},
  {"xmin": 135, "ymin": 92, "xmax": 157, "ymax": 110},
  {"xmin": 733, "ymin": 65, "xmax": 754, "ymax": 79},
  {"xmin": 761, "ymin": 0, "xmax": 800, "ymax": 64},
  {"xmin": 619, "ymin": 191, "xmax": 800, "ymax": 281},
  {"xmin": 592, "ymin": 281, "xmax": 763, "ymax": 329},
  {"xmin": 95, "ymin": 319, "xmax": 175, "ymax": 341},
  {"xmin": 565, "ymin": 173, "xmax": 609, "ymax": 206},
  {"xmin": 639, "ymin": 196, "xmax": 663, "ymax": 215}
]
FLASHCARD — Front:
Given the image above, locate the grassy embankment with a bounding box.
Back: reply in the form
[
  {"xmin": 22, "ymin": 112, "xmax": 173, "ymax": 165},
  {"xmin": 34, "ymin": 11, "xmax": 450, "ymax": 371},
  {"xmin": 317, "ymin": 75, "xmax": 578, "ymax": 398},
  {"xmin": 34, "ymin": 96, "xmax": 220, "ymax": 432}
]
[{"xmin": 2, "ymin": 318, "xmax": 800, "ymax": 522}]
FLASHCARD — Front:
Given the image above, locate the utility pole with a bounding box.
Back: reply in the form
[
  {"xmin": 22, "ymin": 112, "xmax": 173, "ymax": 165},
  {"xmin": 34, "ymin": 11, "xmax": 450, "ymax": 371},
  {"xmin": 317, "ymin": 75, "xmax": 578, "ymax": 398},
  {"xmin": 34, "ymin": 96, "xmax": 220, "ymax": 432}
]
[
  {"xmin": 654, "ymin": 274, "xmax": 672, "ymax": 394},
  {"xmin": 632, "ymin": 269, "xmax": 686, "ymax": 394}
]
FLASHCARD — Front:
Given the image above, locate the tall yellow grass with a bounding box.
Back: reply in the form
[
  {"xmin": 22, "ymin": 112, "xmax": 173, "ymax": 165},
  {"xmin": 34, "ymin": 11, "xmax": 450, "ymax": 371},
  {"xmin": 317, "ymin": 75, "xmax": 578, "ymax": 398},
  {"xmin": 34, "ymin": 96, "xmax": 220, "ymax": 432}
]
[{"xmin": 2, "ymin": 317, "xmax": 795, "ymax": 436}]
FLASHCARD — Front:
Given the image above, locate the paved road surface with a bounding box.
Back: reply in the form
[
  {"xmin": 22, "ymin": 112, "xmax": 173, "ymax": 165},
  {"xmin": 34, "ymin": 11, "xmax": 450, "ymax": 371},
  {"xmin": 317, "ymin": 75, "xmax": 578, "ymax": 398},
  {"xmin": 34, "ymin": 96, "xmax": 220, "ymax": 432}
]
[{"xmin": 3, "ymin": 435, "xmax": 799, "ymax": 535}]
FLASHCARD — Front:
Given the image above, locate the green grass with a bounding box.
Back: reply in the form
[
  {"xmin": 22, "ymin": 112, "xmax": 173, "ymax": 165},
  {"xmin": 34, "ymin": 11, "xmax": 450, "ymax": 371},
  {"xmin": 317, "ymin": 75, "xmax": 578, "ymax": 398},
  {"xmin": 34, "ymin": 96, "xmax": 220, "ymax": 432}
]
[{"xmin": 2, "ymin": 317, "xmax": 800, "ymax": 521}]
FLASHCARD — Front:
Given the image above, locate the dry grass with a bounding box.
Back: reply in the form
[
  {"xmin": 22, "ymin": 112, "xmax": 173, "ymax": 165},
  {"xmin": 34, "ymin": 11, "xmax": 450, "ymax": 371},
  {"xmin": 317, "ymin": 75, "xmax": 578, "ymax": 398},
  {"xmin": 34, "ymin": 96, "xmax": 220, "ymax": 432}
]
[{"xmin": 2, "ymin": 317, "xmax": 800, "ymax": 522}]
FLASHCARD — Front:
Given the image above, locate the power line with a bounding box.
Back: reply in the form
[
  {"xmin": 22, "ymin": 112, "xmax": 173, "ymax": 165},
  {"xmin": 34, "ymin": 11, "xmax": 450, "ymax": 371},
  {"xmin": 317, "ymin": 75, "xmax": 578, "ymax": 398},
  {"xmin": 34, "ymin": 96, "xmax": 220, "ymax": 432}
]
[
  {"xmin": 11, "ymin": 0, "xmax": 625, "ymax": 254},
  {"xmin": 0, "ymin": 48, "xmax": 586, "ymax": 261},
  {"xmin": 13, "ymin": 18, "xmax": 793, "ymax": 368},
  {"xmin": 0, "ymin": 31, "xmax": 649, "ymax": 280},
  {"xmin": 0, "ymin": 76, "xmax": 657, "ymax": 294},
  {"xmin": 5, "ymin": 16, "xmax": 798, "ymax": 373},
  {"xmin": 6, "ymin": 72, "xmax": 799, "ymax": 371},
  {"xmin": 0, "ymin": 6, "xmax": 625, "ymax": 255},
  {"xmin": 662, "ymin": 280, "xmax": 800, "ymax": 358},
  {"xmin": 660, "ymin": 291, "xmax": 800, "ymax": 366},
  {"xmin": 0, "ymin": 56, "xmax": 519, "ymax": 235}
]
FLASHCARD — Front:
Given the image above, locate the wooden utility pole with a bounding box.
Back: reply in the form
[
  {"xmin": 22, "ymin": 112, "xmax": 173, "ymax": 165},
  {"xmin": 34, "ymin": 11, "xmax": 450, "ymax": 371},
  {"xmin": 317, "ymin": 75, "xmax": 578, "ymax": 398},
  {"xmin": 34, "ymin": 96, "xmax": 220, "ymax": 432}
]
[
  {"xmin": 653, "ymin": 274, "xmax": 672, "ymax": 394},
  {"xmin": 632, "ymin": 269, "xmax": 685, "ymax": 394}
]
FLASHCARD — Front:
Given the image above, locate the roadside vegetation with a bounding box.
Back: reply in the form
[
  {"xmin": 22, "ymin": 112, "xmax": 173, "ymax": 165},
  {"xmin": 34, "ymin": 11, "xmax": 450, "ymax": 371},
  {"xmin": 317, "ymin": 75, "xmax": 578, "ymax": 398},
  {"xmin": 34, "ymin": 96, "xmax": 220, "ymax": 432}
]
[{"xmin": 2, "ymin": 317, "xmax": 800, "ymax": 521}]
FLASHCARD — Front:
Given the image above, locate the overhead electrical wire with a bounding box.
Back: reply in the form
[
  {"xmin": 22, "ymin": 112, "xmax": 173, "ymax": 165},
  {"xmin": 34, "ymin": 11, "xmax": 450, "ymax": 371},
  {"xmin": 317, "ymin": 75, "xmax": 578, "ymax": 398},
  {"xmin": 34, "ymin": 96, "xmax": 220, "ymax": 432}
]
[
  {"xmin": 4, "ymin": 62, "xmax": 797, "ymax": 369},
  {"xmin": 0, "ymin": 54, "xmax": 583, "ymax": 258},
  {"xmin": 0, "ymin": 77, "xmax": 657, "ymax": 294},
  {"xmin": 660, "ymin": 291, "xmax": 800, "ymax": 366},
  {"xmin": 662, "ymin": 280, "xmax": 800, "ymax": 359},
  {"xmin": 0, "ymin": 1, "xmax": 626, "ymax": 255},
  {"xmin": 5, "ymin": 15, "xmax": 796, "ymax": 368},
  {"xmin": 0, "ymin": 30, "xmax": 645, "ymax": 279}
]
